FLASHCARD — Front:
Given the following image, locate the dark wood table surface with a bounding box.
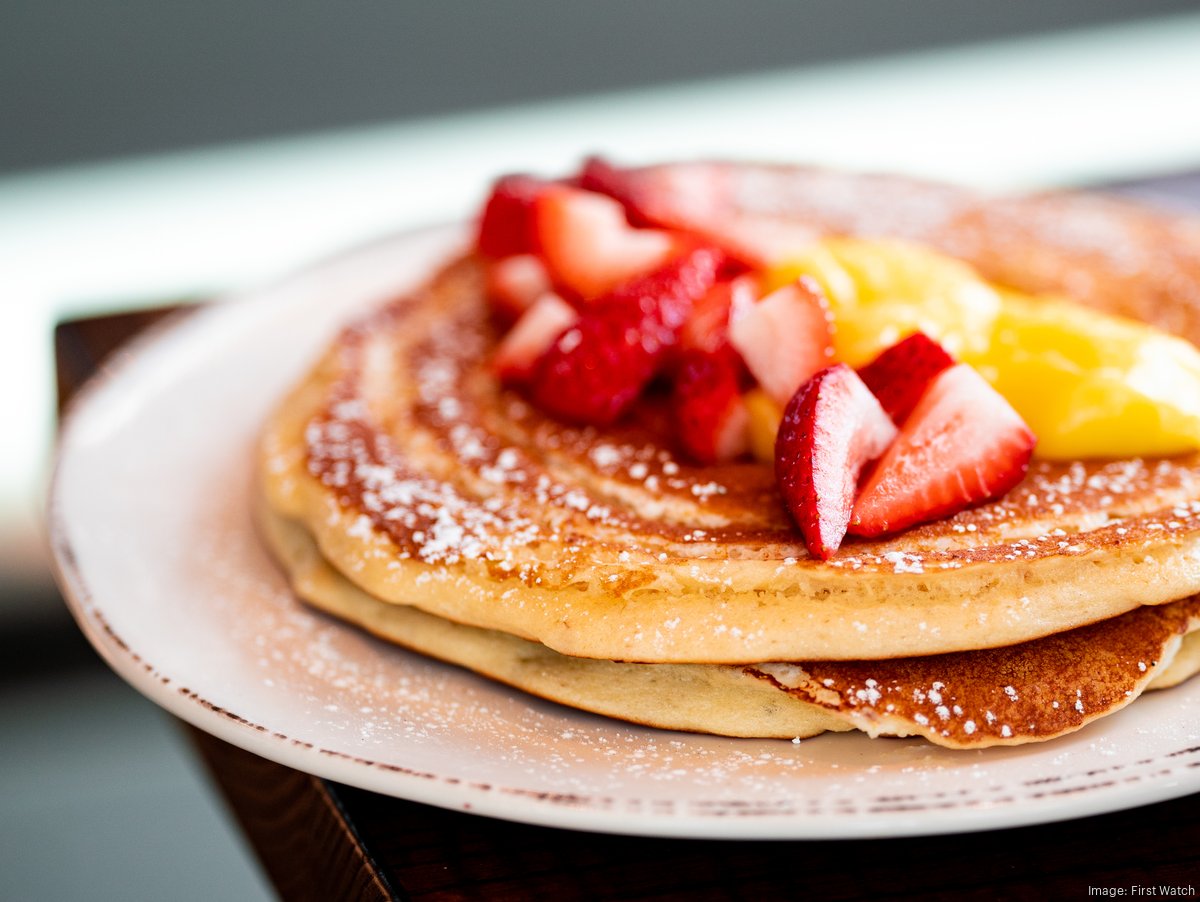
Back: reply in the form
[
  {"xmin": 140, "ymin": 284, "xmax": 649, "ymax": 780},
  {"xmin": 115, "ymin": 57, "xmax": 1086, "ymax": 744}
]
[{"xmin": 56, "ymin": 171, "xmax": 1200, "ymax": 900}]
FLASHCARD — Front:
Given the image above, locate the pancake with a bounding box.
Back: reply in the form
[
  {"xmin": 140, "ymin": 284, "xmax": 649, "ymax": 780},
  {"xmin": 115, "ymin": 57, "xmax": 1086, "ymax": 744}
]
[
  {"xmin": 257, "ymin": 499, "xmax": 1200, "ymax": 748},
  {"xmin": 258, "ymin": 210, "xmax": 1200, "ymax": 663},
  {"xmin": 255, "ymin": 162, "xmax": 1200, "ymax": 747}
]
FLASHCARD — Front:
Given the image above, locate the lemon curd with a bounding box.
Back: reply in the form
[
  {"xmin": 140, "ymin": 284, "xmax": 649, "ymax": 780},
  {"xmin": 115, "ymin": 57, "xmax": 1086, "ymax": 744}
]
[
  {"xmin": 765, "ymin": 238, "xmax": 1200, "ymax": 461},
  {"xmin": 767, "ymin": 238, "xmax": 1002, "ymax": 368}
]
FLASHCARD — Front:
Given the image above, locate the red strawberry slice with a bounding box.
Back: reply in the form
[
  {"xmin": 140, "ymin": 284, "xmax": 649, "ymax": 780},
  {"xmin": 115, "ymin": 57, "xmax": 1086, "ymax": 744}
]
[
  {"xmin": 674, "ymin": 347, "xmax": 750, "ymax": 464},
  {"xmin": 729, "ymin": 276, "xmax": 834, "ymax": 406},
  {"xmin": 775, "ymin": 364, "xmax": 898, "ymax": 560},
  {"xmin": 579, "ymin": 158, "xmax": 817, "ymax": 268},
  {"xmin": 476, "ymin": 174, "xmax": 549, "ymax": 258},
  {"xmin": 849, "ymin": 363, "xmax": 1036, "ymax": 537},
  {"xmin": 534, "ymin": 186, "xmax": 682, "ymax": 300},
  {"xmin": 578, "ymin": 157, "xmax": 730, "ymax": 230},
  {"xmin": 492, "ymin": 293, "xmax": 579, "ymax": 385},
  {"xmin": 529, "ymin": 247, "xmax": 725, "ymax": 425},
  {"xmin": 680, "ymin": 274, "xmax": 758, "ymax": 355},
  {"xmin": 485, "ymin": 254, "xmax": 553, "ymax": 324},
  {"xmin": 857, "ymin": 332, "xmax": 957, "ymax": 424}
]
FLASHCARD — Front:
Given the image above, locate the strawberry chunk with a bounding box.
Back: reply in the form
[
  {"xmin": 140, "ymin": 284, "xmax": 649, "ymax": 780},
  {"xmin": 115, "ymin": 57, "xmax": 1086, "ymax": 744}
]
[
  {"xmin": 485, "ymin": 254, "xmax": 553, "ymax": 324},
  {"xmin": 729, "ymin": 276, "xmax": 834, "ymax": 406},
  {"xmin": 849, "ymin": 363, "xmax": 1036, "ymax": 537},
  {"xmin": 775, "ymin": 364, "xmax": 898, "ymax": 560},
  {"xmin": 858, "ymin": 332, "xmax": 956, "ymax": 424},
  {"xmin": 578, "ymin": 157, "xmax": 729, "ymax": 231},
  {"xmin": 680, "ymin": 274, "xmax": 758, "ymax": 355},
  {"xmin": 579, "ymin": 158, "xmax": 816, "ymax": 268},
  {"xmin": 476, "ymin": 175, "xmax": 549, "ymax": 258},
  {"xmin": 674, "ymin": 347, "xmax": 750, "ymax": 464},
  {"xmin": 492, "ymin": 293, "xmax": 579, "ymax": 385},
  {"xmin": 534, "ymin": 186, "xmax": 682, "ymax": 300},
  {"xmin": 529, "ymin": 247, "xmax": 725, "ymax": 425}
]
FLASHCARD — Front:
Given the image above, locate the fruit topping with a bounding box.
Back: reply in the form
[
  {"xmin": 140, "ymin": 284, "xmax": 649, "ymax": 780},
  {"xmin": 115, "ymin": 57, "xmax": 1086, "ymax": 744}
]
[
  {"xmin": 473, "ymin": 161, "xmax": 1200, "ymax": 546},
  {"xmin": 775, "ymin": 365, "xmax": 898, "ymax": 559},
  {"xmin": 679, "ymin": 274, "xmax": 758, "ymax": 355},
  {"xmin": 769, "ymin": 238, "xmax": 1001, "ymax": 366},
  {"xmin": 485, "ymin": 254, "xmax": 553, "ymax": 324},
  {"xmin": 857, "ymin": 331, "xmax": 956, "ymax": 424},
  {"xmin": 477, "ymin": 174, "xmax": 549, "ymax": 258},
  {"xmin": 492, "ymin": 293, "xmax": 579, "ymax": 385},
  {"xmin": 579, "ymin": 157, "xmax": 816, "ymax": 268},
  {"xmin": 850, "ymin": 363, "xmax": 1036, "ymax": 537},
  {"xmin": 772, "ymin": 236, "xmax": 1200, "ymax": 459},
  {"xmin": 673, "ymin": 347, "xmax": 751, "ymax": 464},
  {"xmin": 744, "ymin": 388, "xmax": 784, "ymax": 464},
  {"xmin": 729, "ymin": 276, "xmax": 834, "ymax": 406},
  {"xmin": 533, "ymin": 186, "xmax": 682, "ymax": 299},
  {"xmin": 975, "ymin": 293, "xmax": 1200, "ymax": 459},
  {"xmin": 577, "ymin": 157, "xmax": 729, "ymax": 232},
  {"xmin": 529, "ymin": 246, "xmax": 726, "ymax": 425}
]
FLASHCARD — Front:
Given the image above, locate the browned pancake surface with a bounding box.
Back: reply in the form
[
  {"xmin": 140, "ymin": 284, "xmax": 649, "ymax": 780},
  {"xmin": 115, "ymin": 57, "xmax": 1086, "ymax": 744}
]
[
  {"xmin": 751, "ymin": 596, "xmax": 1200, "ymax": 746},
  {"xmin": 259, "ymin": 165, "xmax": 1200, "ymax": 664}
]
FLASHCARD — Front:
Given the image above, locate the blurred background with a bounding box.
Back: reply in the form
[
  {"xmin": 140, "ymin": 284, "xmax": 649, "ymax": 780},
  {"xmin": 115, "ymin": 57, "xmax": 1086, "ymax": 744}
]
[{"xmin": 4, "ymin": 2, "xmax": 1200, "ymax": 899}]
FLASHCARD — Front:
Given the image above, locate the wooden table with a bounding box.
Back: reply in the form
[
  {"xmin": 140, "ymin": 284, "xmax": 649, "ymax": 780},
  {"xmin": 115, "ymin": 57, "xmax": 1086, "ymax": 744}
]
[{"xmin": 56, "ymin": 171, "xmax": 1200, "ymax": 900}]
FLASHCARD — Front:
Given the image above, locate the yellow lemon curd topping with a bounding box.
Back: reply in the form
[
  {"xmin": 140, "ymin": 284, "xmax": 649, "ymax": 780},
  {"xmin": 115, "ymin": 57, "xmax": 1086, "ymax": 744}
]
[
  {"xmin": 744, "ymin": 388, "xmax": 783, "ymax": 463},
  {"xmin": 767, "ymin": 238, "xmax": 1002, "ymax": 368},
  {"xmin": 761, "ymin": 238, "xmax": 1200, "ymax": 461}
]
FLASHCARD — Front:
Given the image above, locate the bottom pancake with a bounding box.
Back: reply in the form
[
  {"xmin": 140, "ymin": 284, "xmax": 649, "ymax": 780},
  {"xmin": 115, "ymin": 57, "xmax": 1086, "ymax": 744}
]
[{"xmin": 256, "ymin": 499, "xmax": 1200, "ymax": 749}]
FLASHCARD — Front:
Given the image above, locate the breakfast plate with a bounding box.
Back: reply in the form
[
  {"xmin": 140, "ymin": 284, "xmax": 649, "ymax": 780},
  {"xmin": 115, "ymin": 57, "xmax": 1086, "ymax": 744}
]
[{"xmin": 49, "ymin": 224, "xmax": 1200, "ymax": 839}]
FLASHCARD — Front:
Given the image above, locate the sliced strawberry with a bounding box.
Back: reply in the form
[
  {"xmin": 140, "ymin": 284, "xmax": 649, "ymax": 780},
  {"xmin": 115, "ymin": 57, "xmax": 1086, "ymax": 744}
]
[
  {"xmin": 857, "ymin": 332, "xmax": 956, "ymax": 424},
  {"xmin": 680, "ymin": 274, "xmax": 758, "ymax": 355},
  {"xmin": 849, "ymin": 363, "xmax": 1036, "ymax": 537},
  {"xmin": 674, "ymin": 347, "xmax": 750, "ymax": 464},
  {"xmin": 492, "ymin": 293, "xmax": 579, "ymax": 385},
  {"xmin": 476, "ymin": 174, "xmax": 549, "ymax": 258},
  {"xmin": 485, "ymin": 254, "xmax": 553, "ymax": 324},
  {"xmin": 578, "ymin": 157, "xmax": 729, "ymax": 231},
  {"xmin": 534, "ymin": 186, "xmax": 682, "ymax": 300},
  {"xmin": 729, "ymin": 276, "xmax": 834, "ymax": 406},
  {"xmin": 529, "ymin": 247, "xmax": 725, "ymax": 425},
  {"xmin": 775, "ymin": 364, "xmax": 898, "ymax": 560},
  {"xmin": 579, "ymin": 158, "xmax": 816, "ymax": 267}
]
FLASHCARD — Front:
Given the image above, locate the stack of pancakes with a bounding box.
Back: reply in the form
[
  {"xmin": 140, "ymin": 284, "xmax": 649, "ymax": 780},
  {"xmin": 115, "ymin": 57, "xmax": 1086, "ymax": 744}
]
[{"xmin": 256, "ymin": 164, "xmax": 1200, "ymax": 748}]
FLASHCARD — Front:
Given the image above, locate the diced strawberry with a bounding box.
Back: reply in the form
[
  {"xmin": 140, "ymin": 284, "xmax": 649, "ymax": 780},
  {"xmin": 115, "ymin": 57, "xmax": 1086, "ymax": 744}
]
[
  {"xmin": 673, "ymin": 347, "xmax": 750, "ymax": 464},
  {"xmin": 578, "ymin": 157, "xmax": 729, "ymax": 231},
  {"xmin": 476, "ymin": 174, "xmax": 549, "ymax": 258},
  {"xmin": 849, "ymin": 363, "xmax": 1036, "ymax": 537},
  {"xmin": 485, "ymin": 254, "xmax": 553, "ymax": 324},
  {"xmin": 857, "ymin": 332, "xmax": 956, "ymax": 424},
  {"xmin": 534, "ymin": 186, "xmax": 683, "ymax": 300},
  {"xmin": 529, "ymin": 247, "xmax": 725, "ymax": 425},
  {"xmin": 729, "ymin": 276, "xmax": 835, "ymax": 406},
  {"xmin": 578, "ymin": 158, "xmax": 816, "ymax": 267},
  {"xmin": 680, "ymin": 274, "xmax": 758, "ymax": 355},
  {"xmin": 492, "ymin": 293, "xmax": 579, "ymax": 385},
  {"xmin": 775, "ymin": 364, "xmax": 898, "ymax": 560}
]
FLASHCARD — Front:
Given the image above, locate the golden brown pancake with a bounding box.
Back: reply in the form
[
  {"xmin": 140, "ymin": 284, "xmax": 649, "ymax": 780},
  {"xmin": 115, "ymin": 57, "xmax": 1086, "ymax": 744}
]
[
  {"xmin": 255, "ymin": 162, "xmax": 1200, "ymax": 745},
  {"xmin": 257, "ymin": 499, "xmax": 1200, "ymax": 748}
]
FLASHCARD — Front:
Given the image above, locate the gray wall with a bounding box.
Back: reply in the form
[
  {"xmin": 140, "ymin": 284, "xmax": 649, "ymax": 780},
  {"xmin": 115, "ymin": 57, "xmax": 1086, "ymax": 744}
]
[{"xmin": 5, "ymin": 0, "xmax": 1197, "ymax": 174}]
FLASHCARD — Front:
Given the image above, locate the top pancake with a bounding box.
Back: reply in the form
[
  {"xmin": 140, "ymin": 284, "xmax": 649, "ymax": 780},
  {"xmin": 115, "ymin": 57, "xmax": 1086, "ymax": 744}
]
[{"xmin": 258, "ymin": 163, "xmax": 1200, "ymax": 664}]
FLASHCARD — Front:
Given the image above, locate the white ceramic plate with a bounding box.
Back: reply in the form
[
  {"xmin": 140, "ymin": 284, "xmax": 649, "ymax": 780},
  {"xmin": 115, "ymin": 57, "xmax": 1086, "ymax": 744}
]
[{"xmin": 50, "ymin": 226, "xmax": 1200, "ymax": 839}]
